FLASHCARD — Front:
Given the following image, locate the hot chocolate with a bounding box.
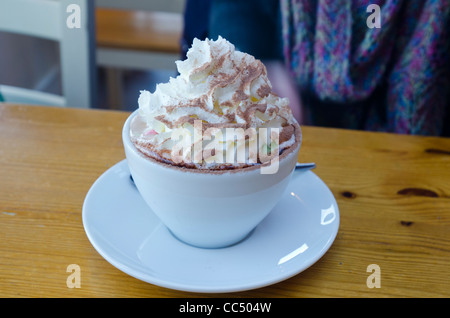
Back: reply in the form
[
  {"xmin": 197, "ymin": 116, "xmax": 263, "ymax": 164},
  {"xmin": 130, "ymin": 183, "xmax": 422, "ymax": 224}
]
[{"xmin": 130, "ymin": 37, "xmax": 301, "ymax": 172}]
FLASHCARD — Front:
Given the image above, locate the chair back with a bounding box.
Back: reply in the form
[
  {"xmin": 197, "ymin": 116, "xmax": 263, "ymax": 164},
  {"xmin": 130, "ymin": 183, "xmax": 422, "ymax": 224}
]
[{"xmin": 0, "ymin": 0, "xmax": 96, "ymax": 108}]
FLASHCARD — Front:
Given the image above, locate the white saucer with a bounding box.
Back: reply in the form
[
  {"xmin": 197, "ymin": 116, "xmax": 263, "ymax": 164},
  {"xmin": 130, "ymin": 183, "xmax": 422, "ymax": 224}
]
[{"xmin": 82, "ymin": 160, "xmax": 339, "ymax": 293}]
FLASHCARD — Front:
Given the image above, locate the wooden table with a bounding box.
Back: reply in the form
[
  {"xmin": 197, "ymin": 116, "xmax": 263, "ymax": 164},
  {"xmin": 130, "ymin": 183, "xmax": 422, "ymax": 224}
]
[{"xmin": 1, "ymin": 103, "xmax": 449, "ymax": 298}]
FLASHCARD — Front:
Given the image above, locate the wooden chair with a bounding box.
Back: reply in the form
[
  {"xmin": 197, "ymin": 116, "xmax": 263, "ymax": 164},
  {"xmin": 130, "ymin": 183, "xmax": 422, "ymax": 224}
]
[
  {"xmin": 0, "ymin": 0, "xmax": 97, "ymax": 108},
  {"xmin": 95, "ymin": 0, "xmax": 185, "ymax": 108}
]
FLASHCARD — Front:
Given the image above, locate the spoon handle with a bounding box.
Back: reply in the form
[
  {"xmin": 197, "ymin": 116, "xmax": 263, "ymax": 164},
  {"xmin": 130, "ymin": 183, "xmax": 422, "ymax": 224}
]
[{"xmin": 295, "ymin": 162, "xmax": 316, "ymax": 171}]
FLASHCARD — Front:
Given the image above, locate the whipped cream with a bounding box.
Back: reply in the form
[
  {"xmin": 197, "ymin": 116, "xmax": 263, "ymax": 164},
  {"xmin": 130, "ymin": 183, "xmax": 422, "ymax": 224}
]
[{"xmin": 130, "ymin": 36, "xmax": 300, "ymax": 169}]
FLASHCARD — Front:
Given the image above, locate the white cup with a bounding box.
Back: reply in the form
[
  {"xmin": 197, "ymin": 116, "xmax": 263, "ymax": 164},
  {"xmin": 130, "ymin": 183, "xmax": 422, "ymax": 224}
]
[{"xmin": 123, "ymin": 110, "xmax": 301, "ymax": 248}]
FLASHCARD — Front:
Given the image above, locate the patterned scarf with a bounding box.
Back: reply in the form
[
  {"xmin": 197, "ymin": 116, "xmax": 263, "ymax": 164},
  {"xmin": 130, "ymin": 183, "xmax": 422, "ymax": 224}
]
[{"xmin": 281, "ymin": 0, "xmax": 450, "ymax": 135}]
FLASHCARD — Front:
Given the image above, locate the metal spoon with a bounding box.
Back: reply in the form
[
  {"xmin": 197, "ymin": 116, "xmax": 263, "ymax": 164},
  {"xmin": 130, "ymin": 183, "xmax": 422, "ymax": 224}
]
[{"xmin": 295, "ymin": 162, "xmax": 316, "ymax": 171}]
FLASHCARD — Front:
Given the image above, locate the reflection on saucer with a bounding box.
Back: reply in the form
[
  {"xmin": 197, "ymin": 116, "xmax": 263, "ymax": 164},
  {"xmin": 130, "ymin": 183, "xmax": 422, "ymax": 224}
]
[
  {"xmin": 278, "ymin": 243, "xmax": 309, "ymax": 265},
  {"xmin": 321, "ymin": 205, "xmax": 337, "ymax": 225}
]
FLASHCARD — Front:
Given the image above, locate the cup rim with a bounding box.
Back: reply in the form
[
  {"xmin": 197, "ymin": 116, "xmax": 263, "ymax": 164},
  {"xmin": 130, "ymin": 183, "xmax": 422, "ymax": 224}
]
[{"xmin": 123, "ymin": 110, "xmax": 301, "ymax": 175}]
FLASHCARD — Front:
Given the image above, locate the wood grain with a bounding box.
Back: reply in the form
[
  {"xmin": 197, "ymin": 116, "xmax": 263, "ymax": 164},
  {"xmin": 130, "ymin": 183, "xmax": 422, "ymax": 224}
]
[
  {"xmin": 0, "ymin": 103, "xmax": 449, "ymax": 298},
  {"xmin": 96, "ymin": 8, "xmax": 182, "ymax": 53}
]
